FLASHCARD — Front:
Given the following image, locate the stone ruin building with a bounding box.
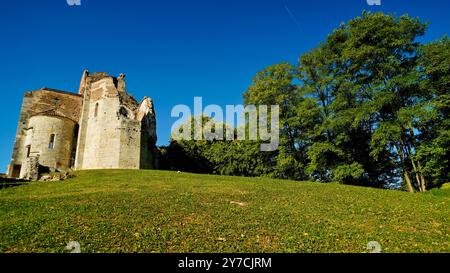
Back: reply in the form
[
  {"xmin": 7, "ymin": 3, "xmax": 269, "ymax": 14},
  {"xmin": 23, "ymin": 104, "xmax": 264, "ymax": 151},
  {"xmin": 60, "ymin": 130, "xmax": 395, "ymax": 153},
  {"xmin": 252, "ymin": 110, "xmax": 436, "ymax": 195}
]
[{"xmin": 7, "ymin": 70, "xmax": 157, "ymax": 180}]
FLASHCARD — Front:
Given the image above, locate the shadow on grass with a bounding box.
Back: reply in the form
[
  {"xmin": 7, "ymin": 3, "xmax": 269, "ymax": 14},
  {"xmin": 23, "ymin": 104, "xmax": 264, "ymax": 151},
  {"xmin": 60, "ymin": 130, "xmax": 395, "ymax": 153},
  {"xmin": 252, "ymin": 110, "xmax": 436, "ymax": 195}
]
[{"xmin": 0, "ymin": 178, "xmax": 31, "ymax": 190}]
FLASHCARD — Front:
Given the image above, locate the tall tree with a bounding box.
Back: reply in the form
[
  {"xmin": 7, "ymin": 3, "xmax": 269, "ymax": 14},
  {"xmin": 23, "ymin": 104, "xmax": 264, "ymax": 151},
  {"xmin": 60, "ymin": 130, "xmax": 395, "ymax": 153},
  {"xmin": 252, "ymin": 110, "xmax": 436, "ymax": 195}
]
[
  {"xmin": 300, "ymin": 20, "xmax": 397, "ymax": 187},
  {"xmin": 415, "ymin": 37, "xmax": 450, "ymax": 188},
  {"xmin": 336, "ymin": 12, "xmax": 429, "ymax": 192},
  {"xmin": 243, "ymin": 63, "xmax": 315, "ymax": 180}
]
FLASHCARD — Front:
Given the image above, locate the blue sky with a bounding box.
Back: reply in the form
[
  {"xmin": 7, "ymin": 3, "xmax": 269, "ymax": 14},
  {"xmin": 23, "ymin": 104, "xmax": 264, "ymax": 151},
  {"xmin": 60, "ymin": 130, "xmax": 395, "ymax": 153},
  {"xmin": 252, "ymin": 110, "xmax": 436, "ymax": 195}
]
[{"xmin": 0, "ymin": 0, "xmax": 448, "ymax": 172}]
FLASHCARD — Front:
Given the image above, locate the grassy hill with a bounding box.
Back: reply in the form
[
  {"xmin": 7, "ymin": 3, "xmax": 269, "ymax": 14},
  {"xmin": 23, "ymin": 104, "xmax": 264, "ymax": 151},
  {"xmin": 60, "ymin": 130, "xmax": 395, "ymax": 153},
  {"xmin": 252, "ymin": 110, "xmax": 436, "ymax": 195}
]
[{"xmin": 0, "ymin": 170, "xmax": 448, "ymax": 253}]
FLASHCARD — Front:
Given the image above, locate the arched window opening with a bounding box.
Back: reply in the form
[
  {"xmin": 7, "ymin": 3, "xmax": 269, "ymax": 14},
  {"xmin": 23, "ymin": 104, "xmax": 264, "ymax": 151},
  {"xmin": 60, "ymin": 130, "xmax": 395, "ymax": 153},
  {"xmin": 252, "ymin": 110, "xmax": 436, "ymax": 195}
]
[
  {"xmin": 26, "ymin": 145, "xmax": 31, "ymax": 157},
  {"xmin": 94, "ymin": 103, "xmax": 99, "ymax": 118},
  {"xmin": 49, "ymin": 134, "xmax": 55, "ymax": 150}
]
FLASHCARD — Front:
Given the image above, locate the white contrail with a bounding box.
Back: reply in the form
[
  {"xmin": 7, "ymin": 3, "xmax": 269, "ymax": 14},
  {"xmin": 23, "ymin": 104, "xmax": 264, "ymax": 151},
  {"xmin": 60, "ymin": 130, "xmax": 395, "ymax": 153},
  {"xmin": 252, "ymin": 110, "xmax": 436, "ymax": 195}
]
[{"xmin": 284, "ymin": 5, "xmax": 302, "ymax": 32}]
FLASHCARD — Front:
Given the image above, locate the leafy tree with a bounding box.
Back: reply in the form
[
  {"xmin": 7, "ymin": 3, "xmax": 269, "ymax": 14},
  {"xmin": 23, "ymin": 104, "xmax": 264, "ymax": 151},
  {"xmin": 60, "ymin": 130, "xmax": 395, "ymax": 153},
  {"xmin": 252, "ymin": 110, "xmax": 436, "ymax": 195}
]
[
  {"xmin": 161, "ymin": 116, "xmax": 214, "ymax": 173},
  {"xmin": 243, "ymin": 63, "xmax": 315, "ymax": 180},
  {"xmin": 339, "ymin": 12, "xmax": 429, "ymax": 192},
  {"xmin": 415, "ymin": 37, "xmax": 450, "ymax": 188},
  {"xmin": 299, "ymin": 18, "xmax": 397, "ymax": 187},
  {"xmin": 162, "ymin": 12, "xmax": 449, "ymax": 192},
  {"xmin": 163, "ymin": 116, "xmax": 276, "ymax": 177}
]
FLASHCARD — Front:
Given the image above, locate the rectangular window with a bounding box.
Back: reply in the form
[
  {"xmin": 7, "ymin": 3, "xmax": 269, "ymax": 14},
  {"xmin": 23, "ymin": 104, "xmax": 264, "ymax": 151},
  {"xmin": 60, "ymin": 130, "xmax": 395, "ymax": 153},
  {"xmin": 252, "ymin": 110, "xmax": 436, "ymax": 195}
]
[
  {"xmin": 49, "ymin": 134, "xmax": 55, "ymax": 149},
  {"xmin": 95, "ymin": 103, "xmax": 99, "ymax": 117},
  {"xmin": 26, "ymin": 145, "xmax": 31, "ymax": 157}
]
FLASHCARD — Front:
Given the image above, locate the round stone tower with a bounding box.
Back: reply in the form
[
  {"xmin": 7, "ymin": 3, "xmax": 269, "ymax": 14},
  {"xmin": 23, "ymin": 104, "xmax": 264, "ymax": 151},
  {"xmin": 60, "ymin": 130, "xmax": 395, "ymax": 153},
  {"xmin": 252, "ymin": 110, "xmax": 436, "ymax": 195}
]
[{"xmin": 20, "ymin": 113, "xmax": 78, "ymax": 177}]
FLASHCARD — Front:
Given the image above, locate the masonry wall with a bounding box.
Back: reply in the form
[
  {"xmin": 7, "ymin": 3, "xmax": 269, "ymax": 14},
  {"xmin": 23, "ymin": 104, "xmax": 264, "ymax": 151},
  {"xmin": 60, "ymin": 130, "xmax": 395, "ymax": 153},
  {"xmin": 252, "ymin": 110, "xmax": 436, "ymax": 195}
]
[
  {"xmin": 118, "ymin": 116, "xmax": 141, "ymax": 169},
  {"xmin": 74, "ymin": 74, "xmax": 157, "ymax": 170},
  {"xmin": 76, "ymin": 77, "xmax": 123, "ymax": 169},
  {"xmin": 137, "ymin": 97, "xmax": 157, "ymax": 169},
  {"xmin": 8, "ymin": 90, "xmax": 82, "ymax": 178},
  {"xmin": 139, "ymin": 123, "xmax": 155, "ymax": 169},
  {"xmin": 9, "ymin": 71, "xmax": 157, "ymax": 178},
  {"xmin": 19, "ymin": 115, "xmax": 77, "ymax": 178},
  {"xmin": 8, "ymin": 95, "xmax": 33, "ymax": 177}
]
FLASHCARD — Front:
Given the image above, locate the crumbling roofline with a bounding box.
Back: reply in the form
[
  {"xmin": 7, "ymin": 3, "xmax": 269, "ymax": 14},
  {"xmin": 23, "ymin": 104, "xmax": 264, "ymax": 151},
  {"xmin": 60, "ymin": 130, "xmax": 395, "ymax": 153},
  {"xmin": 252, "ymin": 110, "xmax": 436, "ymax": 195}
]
[{"xmin": 25, "ymin": 88, "xmax": 82, "ymax": 97}]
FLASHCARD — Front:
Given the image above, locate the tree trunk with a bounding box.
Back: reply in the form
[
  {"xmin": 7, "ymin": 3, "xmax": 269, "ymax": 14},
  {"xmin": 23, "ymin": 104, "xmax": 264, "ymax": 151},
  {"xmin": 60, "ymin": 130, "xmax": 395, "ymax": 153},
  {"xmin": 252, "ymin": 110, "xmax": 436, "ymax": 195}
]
[
  {"xmin": 417, "ymin": 161, "xmax": 427, "ymax": 192},
  {"xmin": 410, "ymin": 158, "xmax": 425, "ymax": 192},
  {"xmin": 397, "ymin": 142, "xmax": 415, "ymax": 193},
  {"xmin": 408, "ymin": 126, "xmax": 427, "ymax": 192},
  {"xmin": 403, "ymin": 170, "xmax": 415, "ymax": 193}
]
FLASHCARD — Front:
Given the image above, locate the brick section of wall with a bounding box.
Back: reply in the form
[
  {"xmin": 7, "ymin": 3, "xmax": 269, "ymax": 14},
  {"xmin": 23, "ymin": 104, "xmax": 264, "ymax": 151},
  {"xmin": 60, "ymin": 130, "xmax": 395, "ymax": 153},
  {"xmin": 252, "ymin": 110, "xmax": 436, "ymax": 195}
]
[{"xmin": 26, "ymin": 89, "xmax": 82, "ymax": 121}]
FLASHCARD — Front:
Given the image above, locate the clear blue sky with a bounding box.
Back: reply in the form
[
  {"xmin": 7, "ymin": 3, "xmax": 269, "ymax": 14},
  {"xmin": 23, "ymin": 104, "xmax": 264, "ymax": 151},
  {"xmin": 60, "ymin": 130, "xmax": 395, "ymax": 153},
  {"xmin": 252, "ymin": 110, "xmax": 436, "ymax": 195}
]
[{"xmin": 0, "ymin": 0, "xmax": 448, "ymax": 173}]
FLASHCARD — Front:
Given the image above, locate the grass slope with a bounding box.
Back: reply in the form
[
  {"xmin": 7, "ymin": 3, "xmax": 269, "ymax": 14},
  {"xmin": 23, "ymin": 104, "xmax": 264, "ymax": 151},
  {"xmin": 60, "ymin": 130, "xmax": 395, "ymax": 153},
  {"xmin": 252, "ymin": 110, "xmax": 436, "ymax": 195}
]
[{"xmin": 0, "ymin": 170, "xmax": 448, "ymax": 253}]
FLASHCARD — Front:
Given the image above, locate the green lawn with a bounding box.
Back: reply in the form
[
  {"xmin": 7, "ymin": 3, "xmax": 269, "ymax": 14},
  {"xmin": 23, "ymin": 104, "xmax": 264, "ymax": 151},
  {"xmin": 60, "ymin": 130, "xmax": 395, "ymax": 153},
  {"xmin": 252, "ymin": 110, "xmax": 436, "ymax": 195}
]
[{"xmin": 0, "ymin": 170, "xmax": 448, "ymax": 253}]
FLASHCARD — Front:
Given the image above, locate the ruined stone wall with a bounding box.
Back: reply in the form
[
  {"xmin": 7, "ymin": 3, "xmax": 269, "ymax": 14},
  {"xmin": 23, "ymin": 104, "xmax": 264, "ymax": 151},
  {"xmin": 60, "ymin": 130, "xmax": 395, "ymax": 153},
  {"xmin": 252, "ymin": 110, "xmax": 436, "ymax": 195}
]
[
  {"xmin": 22, "ymin": 155, "xmax": 40, "ymax": 181},
  {"xmin": 75, "ymin": 72, "xmax": 157, "ymax": 171},
  {"xmin": 118, "ymin": 115, "xmax": 141, "ymax": 169},
  {"xmin": 8, "ymin": 95, "xmax": 33, "ymax": 177},
  {"xmin": 8, "ymin": 89, "xmax": 82, "ymax": 178},
  {"xmin": 76, "ymin": 77, "xmax": 123, "ymax": 169},
  {"xmin": 138, "ymin": 98, "xmax": 157, "ymax": 169},
  {"xmin": 139, "ymin": 121, "xmax": 155, "ymax": 169},
  {"xmin": 25, "ymin": 89, "xmax": 81, "ymax": 121},
  {"xmin": 8, "ymin": 70, "xmax": 157, "ymax": 178},
  {"xmin": 117, "ymin": 86, "xmax": 144, "ymax": 169}
]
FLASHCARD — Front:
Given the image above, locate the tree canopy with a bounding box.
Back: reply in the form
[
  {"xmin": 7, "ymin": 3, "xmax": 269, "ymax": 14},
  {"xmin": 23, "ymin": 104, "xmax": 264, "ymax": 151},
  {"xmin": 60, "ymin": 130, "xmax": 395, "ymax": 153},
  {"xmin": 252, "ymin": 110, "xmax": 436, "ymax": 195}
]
[{"xmin": 162, "ymin": 12, "xmax": 449, "ymax": 192}]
